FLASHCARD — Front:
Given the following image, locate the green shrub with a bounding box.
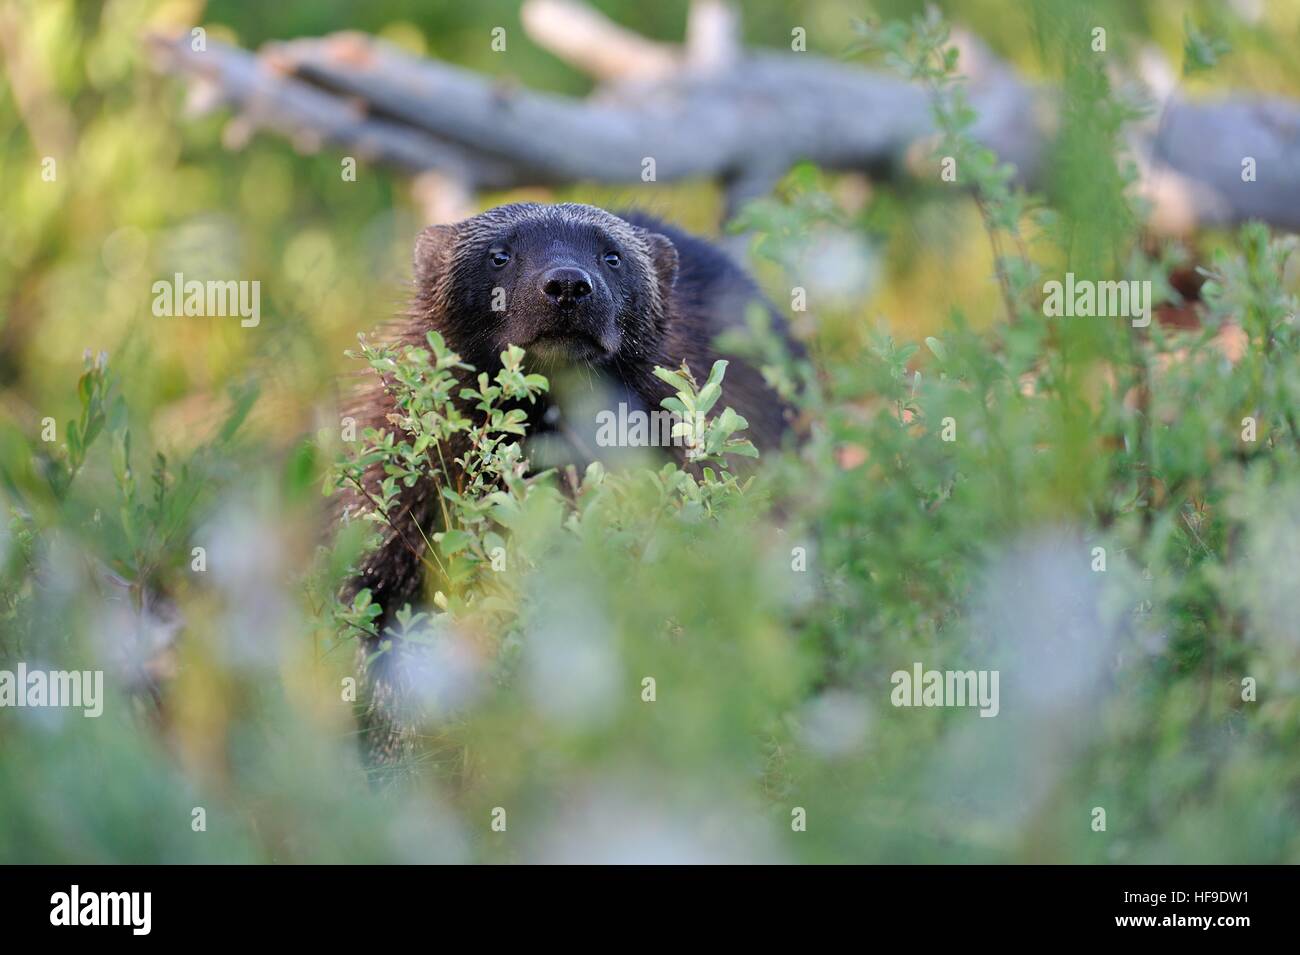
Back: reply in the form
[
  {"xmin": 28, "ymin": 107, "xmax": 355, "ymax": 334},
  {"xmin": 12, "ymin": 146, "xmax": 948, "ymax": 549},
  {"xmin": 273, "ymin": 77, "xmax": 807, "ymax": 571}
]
[{"xmin": 1, "ymin": 5, "xmax": 1297, "ymax": 863}]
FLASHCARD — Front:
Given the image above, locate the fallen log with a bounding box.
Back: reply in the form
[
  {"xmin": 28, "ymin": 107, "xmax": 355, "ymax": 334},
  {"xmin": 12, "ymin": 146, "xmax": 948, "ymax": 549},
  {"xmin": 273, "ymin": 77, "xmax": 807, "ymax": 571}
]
[{"xmin": 145, "ymin": 3, "xmax": 1300, "ymax": 234}]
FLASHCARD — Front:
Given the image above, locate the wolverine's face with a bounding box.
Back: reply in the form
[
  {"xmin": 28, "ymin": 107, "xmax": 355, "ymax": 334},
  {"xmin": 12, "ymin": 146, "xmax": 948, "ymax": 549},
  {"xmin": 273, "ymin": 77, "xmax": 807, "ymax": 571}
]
[{"xmin": 415, "ymin": 204, "xmax": 677, "ymax": 371}]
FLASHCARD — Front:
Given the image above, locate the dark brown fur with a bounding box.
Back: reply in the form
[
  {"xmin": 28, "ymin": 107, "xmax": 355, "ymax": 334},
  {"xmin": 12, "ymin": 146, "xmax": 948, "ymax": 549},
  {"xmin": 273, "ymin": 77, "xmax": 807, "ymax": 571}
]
[{"xmin": 338, "ymin": 203, "xmax": 796, "ymax": 770}]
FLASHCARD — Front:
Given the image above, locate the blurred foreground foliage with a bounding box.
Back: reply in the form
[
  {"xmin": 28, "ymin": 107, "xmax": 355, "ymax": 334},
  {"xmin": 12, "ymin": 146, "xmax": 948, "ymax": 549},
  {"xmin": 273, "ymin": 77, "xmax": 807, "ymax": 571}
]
[{"xmin": 1, "ymin": 2, "xmax": 1298, "ymax": 862}]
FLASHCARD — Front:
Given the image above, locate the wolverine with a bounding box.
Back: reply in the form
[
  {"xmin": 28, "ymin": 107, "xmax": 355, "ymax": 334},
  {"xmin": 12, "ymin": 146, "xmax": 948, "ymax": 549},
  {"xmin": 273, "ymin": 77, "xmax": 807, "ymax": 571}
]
[{"xmin": 338, "ymin": 202, "xmax": 798, "ymax": 769}]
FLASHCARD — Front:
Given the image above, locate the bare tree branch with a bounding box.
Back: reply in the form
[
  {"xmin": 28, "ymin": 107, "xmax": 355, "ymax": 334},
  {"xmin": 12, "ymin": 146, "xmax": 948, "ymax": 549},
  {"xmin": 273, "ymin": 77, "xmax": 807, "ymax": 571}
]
[
  {"xmin": 520, "ymin": 0, "xmax": 678, "ymax": 82},
  {"xmin": 684, "ymin": 0, "xmax": 742, "ymax": 74},
  {"xmin": 145, "ymin": 31, "xmax": 518, "ymax": 185},
  {"xmin": 145, "ymin": 15, "xmax": 1300, "ymax": 234}
]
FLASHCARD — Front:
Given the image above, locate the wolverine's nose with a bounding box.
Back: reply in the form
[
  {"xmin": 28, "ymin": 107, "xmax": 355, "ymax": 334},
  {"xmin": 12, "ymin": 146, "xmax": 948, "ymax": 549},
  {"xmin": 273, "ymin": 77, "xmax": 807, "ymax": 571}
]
[{"xmin": 541, "ymin": 267, "xmax": 593, "ymax": 307}]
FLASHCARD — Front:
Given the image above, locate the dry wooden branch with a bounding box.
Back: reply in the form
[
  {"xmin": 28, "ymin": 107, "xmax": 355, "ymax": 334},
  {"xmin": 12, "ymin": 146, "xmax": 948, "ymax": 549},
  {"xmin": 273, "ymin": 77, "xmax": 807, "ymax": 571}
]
[
  {"xmin": 145, "ymin": 11, "xmax": 1300, "ymax": 234},
  {"xmin": 520, "ymin": 0, "xmax": 678, "ymax": 82}
]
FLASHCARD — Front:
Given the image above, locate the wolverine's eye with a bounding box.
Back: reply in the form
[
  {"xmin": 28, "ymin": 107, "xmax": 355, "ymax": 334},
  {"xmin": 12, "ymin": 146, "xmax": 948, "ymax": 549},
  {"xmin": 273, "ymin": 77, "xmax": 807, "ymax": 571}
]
[
  {"xmin": 489, "ymin": 247, "xmax": 511, "ymax": 268},
  {"xmin": 603, "ymin": 251, "xmax": 621, "ymax": 268}
]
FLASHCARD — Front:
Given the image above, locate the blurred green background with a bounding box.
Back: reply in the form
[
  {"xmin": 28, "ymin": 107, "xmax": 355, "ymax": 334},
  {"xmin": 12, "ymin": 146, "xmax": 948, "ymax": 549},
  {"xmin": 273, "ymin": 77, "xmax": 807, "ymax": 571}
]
[{"xmin": 1, "ymin": 0, "xmax": 1298, "ymax": 863}]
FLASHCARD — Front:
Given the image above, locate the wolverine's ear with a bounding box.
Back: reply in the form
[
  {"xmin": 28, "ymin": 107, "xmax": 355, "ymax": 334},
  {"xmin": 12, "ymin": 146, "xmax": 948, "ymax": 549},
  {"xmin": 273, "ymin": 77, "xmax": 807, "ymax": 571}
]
[
  {"xmin": 414, "ymin": 224, "xmax": 457, "ymax": 285},
  {"xmin": 642, "ymin": 231, "xmax": 679, "ymax": 292}
]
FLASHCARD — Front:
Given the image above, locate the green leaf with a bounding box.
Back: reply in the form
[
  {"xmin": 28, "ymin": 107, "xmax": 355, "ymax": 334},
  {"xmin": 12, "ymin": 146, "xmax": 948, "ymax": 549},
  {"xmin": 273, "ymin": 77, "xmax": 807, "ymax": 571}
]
[
  {"xmin": 1183, "ymin": 15, "xmax": 1230, "ymax": 75},
  {"xmin": 660, "ymin": 396, "xmax": 690, "ymax": 416},
  {"xmin": 652, "ymin": 367, "xmax": 691, "ymax": 394},
  {"xmin": 705, "ymin": 359, "xmax": 729, "ymax": 390},
  {"xmin": 695, "ymin": 381, "xmax": 722, "ymax": 416},
  {"xmin": 439, "ymin": 529, "xmax": 473, "ymax": 556}
]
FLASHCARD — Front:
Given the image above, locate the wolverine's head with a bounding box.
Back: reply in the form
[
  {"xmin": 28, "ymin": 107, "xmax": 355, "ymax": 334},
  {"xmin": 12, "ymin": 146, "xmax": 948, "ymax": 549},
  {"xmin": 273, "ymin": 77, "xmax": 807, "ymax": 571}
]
[{"xmin": 412, "ymin": 203, "xmax": 679, "ymax": 370}]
